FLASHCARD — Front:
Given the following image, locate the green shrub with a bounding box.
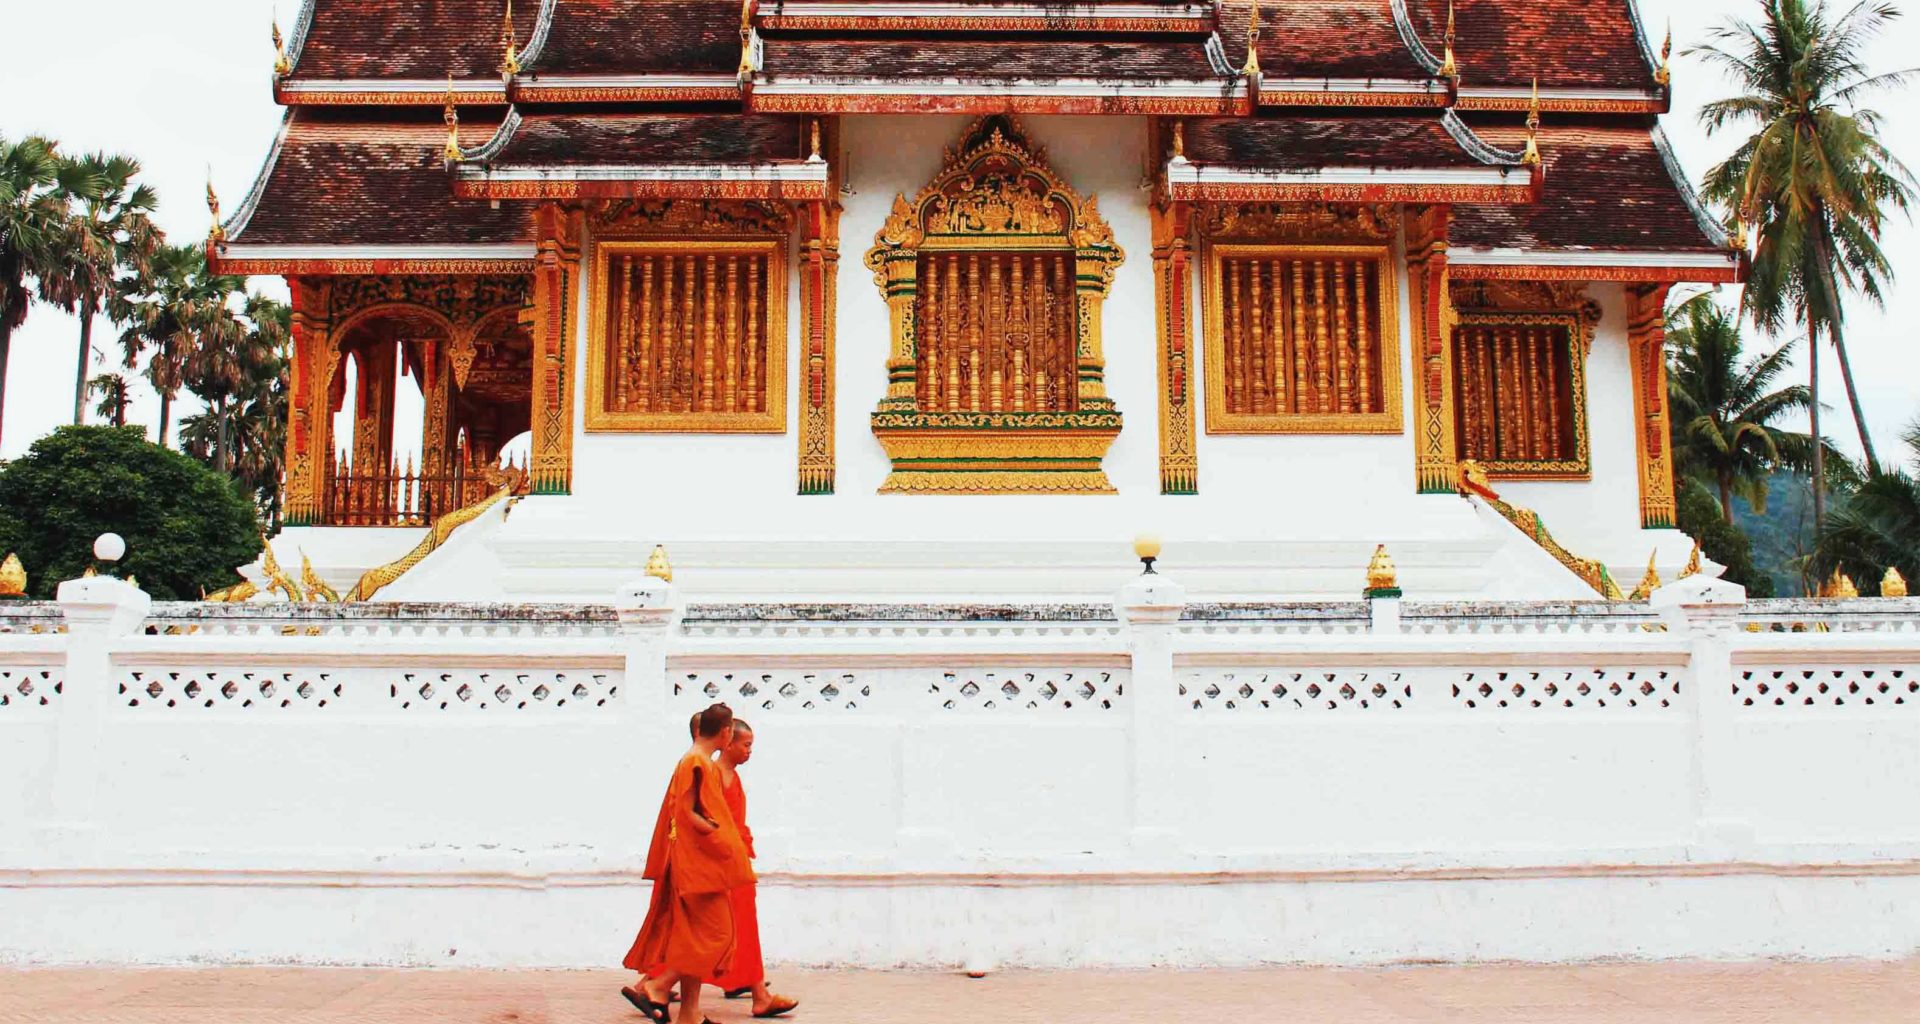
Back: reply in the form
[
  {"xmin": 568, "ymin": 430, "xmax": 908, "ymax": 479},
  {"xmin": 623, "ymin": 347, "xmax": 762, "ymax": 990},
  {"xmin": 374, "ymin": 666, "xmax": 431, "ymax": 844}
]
[{"xmin": 1677, "ymin": 477, "xmax": 1775, "ymax": 598}]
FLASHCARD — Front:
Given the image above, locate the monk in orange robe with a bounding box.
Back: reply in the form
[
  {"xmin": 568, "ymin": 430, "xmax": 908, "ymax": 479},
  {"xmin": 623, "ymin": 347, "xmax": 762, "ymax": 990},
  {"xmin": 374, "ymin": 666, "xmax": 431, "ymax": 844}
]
[
  {"xmin": 621, "ymin": 703, "xmax": 754, "ymax": 1024},
  {"xmin": 711, "ymin": 720, "xmax": 798, "ymax": 1018}
]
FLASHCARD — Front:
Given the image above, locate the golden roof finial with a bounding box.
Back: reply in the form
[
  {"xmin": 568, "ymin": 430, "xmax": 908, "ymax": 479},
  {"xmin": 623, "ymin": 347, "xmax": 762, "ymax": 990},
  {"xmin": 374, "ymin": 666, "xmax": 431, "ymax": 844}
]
[
  {"xmin": 808, "ymin": 119, "xmax": 823, "ymax": 163},
  {"xmin": 1730, "ymin": 217, "xmax": 1750, "ymax": 252},
  {"xmin": 1520, "ymin": 78, "xmax": 1542, "ymax": 167},
  {"xmin": 645, "ymin": 544, "xmax": 674, "ymax": 584},
  {"xmin": 1654, "ymin": 22, "xmax": 1672, "ymax": 87},
  {"xmin": 0, "ymin": 553, "xmax": 25, "ymax": 598},
  {"xmin": 1438, "ymin": 0, "xmax": 1458, "ymax": 79},
  {"xmin": 1242, "ymin": 0, "xmax": 1262, "ymax": 78},
  {"xmin": 206, "ymin": 178, "xmax": 225, "ymax": 244},
  {"xmin": 1882, "ymin": 566, "xmax": 1909, "ymax": 598},
  {"xmin": 272, "ymin": 13, "xmax": 292, "ymax": 77},
  {"xmin": 1630, "ymin": 549, "xmax": 1662, "ymax": 600},
  {"xmin": 739, "ymin": 0, "xmax": 756, "ymax": 81},
  {"xmin": 1170, "ymin": 120, "xmax": 1187, "ymax": 163},
  {"xmin": 1365, "ymin": 544, "xmax": 1400, "ymax": 596},
  {"xmin": 1679, "ymin": 541, "xmax": 1702, "ymax": 579},
  {"xmin": 442, "ymin": 74, "xmax": 464, "ymax": 164},
  {"xmin": 500, "ymin": 0, "xmax": 521, "ymax": 77}
]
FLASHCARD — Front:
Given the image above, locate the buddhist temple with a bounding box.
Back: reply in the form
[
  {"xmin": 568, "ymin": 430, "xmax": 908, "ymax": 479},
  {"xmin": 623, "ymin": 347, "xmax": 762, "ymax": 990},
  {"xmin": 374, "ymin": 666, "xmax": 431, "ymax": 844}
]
[{"xmin": 213, "ymin": 0, "xmax": 1742, "ymax": 602}]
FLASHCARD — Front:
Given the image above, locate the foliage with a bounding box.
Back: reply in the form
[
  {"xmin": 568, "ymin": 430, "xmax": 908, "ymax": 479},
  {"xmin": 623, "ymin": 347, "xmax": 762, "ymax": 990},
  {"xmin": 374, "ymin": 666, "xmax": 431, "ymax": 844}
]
[
  {"xmin": 87, "ymin": 372, "xmax": 132, "ymax": 427},
  {"xmin": 37, "ymin": 152, "xmax": 159, "ymax": 425},
  {"xmin": 0, "ymin": 426, "xmax": 259, "ymax": 600},
  {"xmin": 178, "ymin": 295, "xmax": 290, "ymax": 525},
  {"xmin": 110, "ymin": 244, "xmax": 243, "ymax": 446},
  {"xmin": 1731, "ymin": 471, "xmax": 1823, "ymax": 596},
  {"xmin": 1810, "ymin": 418, "xmax": 1920, "ymax": 592},
  {"xmin": 1693, "ymin": 0, "xmax": 1916, "ymax": 513},
  {"xmin": 1678, "ymin": 477, "xmax": 1777, "ymax": 598},
  {"xmin": 0, "ymin": 135, "xmax": 94, "ymax": 450}
]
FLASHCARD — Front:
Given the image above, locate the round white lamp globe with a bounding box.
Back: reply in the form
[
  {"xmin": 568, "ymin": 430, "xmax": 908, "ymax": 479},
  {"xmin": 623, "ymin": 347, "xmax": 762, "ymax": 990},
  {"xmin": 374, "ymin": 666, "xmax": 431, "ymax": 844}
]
[{"xmin": 93, "ymin": 533, "xmax": 126, "ymax": 563}]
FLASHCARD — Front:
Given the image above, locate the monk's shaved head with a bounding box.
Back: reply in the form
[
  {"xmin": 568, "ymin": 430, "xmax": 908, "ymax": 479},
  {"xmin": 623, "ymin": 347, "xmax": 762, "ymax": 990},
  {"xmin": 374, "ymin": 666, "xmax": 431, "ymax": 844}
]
[
  {"xmin": 696, "ymin": 702, "xmax": 734, "ymax": 739},
  {"xmin": 688, "ymin": 712, "xmax": 701, "ymax": 740}
]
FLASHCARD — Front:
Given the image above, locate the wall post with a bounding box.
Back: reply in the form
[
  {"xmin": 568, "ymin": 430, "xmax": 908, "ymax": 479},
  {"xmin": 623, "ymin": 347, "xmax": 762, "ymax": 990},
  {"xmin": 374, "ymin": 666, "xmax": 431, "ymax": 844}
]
[
  {"xmin": 45, "ymin": 575, "xmax": 150, "ymax": 856},
  {"xmin": 1116, "ymin": 571, "xmax": 1188, "ymax": 857},
  {"xmin": 1653, "ymin": 574, "xmax": 1751, "ymax": 855}
]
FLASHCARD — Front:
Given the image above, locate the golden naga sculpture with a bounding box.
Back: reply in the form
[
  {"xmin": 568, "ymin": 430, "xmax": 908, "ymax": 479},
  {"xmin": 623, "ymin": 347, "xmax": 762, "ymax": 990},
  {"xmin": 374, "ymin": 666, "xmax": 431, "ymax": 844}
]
[
  {"xmin": 1883, "ymin": 567, "xmax": 1909, "ymax": 599},
  {"xmin": 645, "ymin": 544, "xmax": 674, "ymax": 583},
  {"xmin": 203, "ymin": 577, "xmax": 260, "ymax": 604},
  {"xmin": 345, "ymin": 486, "xmax": 514, "ymax": 602},
  {"xmin": 301, "ymin": 551, "xmax": 341, "ymax": 603},
  {"xmin": 1629, "ymin": 550, "xmax": 1662, "ymax": 601},
  {"xmin": 0, "ymin": 553, "xmax": 26, "ymax": 599},
  {"xmin": 1455, "ymin": 461, "xmax": 1623, "ymax": 600},
  {"xmin": 1679, "ymin": 542, "xmax": 1702, "ymax": 578},
  {"xmin": 1364, "ymin": 544, "xmax": 1401, "ymax": 597},
  {"xmin": 260, "ymin": 538, "xmax": 305, "ymax": 603}
]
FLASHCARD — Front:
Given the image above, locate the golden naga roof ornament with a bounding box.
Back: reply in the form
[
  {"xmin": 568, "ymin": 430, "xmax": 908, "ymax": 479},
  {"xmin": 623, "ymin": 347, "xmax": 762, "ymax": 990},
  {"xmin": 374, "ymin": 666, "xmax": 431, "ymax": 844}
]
[
  {"xmin": 206, "ymin": 180, "xmax": 225, "ymax": 244},
  {"xmin": 1654, "ymin": 22, "xmax": 1672, "ymax": 87},
  {"xmin": 0, "ymin": 553, "xmax": 26, "ymax": 598},
  {"xmin": 1520, "ymin": 78, "xmax": 1542, "ymax": 167},
  {"xmin": 646, "ymin": 545, "xmax": 674, "ymax": 584},
  {"xmin": 738, "ymin": 0, "xmax": 757, "ymax": 82},
  {"xmin": 1678, "ymin": 541, "xmax": 1702, "ymax": 578},
  {"xmin": 1241, "ymin": 0, "xmax": 1262, "ymax": 77},
  {"xmin": 272, "ymin": 14, "xmax": 292, "ymax": 77},
  {"xmin": 442, "ymin": 75, "xmax": 464, "ymax": 164},
  {"xmin": 807, "ymin": 119, "xmax": 823, "ymax": 163},
  {"xmin": 500, "ymin": 0, "xmax": 521, "ymax": 77},
  {"xmin": 1629, "ymin": 549, "xmax": 1662, "ymax": 600},
  {"xmin": 1170, "ymin": 120, "xmax": 1187, "ymax": 163},
  {"xmin": 1365, "ymin": 544, "xmax": 1401, "ymax": 597},
  {"xmin": 1438, "ymin": 0, "xmax": 1459, "ymax": 79},
  {"xmin": 1883, "ymin": 567, "xmax": 1909, "ymax": 598}
]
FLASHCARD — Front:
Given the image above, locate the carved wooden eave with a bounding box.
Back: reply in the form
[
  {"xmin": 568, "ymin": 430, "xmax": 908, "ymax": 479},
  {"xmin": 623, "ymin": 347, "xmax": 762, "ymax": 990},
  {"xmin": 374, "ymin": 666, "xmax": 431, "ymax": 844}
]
[
  {"xmin": 213, "ymin": 244, "xmax": 539, "ymax": 277},
  {"xmin": 865, "ymin": 115, "xmax": 1126, "ymax": 495},
  {"xmin": 756, "ymin": 1, "xmax": 1217, "ymax": 35},
  {"xmin": 1447, "ymin": 249, "xmax": 1745, "ymax": 284},
  {"xmin": 749, "ymin": 76, "xmax": 1253, "ymax": 116}
]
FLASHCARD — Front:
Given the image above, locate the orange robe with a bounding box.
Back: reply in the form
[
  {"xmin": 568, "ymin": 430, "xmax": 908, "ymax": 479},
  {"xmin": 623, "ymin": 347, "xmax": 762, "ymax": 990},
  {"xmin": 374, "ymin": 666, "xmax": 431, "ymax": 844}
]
[
  {"xmin": 711, "ymin": 770, "xmax": 764, "ymax": 991},
  {"xmin": 623, "ymin": 750, "xmax": 755, "ymax": 979}
]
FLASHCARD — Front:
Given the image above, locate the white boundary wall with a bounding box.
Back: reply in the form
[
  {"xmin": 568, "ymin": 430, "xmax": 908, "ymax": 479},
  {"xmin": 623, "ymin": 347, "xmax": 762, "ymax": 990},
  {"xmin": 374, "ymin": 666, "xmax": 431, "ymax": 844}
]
[{"xmin": 3, "ymin": 575, "xmax": 1920, "ymax": 967}]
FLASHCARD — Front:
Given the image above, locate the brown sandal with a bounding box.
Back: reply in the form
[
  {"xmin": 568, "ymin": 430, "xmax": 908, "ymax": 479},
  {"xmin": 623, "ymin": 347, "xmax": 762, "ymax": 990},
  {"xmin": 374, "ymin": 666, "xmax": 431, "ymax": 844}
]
[{"xmin": 754, "ymin": 995, "xmax": 800, "ymax": 1018}]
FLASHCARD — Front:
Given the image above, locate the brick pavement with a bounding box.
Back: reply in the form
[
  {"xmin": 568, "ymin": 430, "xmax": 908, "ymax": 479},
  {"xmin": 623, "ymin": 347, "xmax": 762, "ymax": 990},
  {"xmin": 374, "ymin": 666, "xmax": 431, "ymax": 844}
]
[{"xmin": 2, "ymin": 960, "xmax": 1916, "ymax": 1024}]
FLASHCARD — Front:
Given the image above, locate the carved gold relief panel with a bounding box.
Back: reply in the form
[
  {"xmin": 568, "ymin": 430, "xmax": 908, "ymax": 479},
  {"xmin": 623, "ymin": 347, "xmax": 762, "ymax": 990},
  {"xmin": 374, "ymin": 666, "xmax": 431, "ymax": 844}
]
[{"xmin": 1448, "ymin": 282, "xmax": 1598, "ymax": 479}]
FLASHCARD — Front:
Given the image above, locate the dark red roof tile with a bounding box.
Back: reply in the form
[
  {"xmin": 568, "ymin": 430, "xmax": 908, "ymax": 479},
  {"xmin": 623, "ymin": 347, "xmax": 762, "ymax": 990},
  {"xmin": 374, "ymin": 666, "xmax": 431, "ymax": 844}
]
[
  {"xmin": 1184, "ymin": 113, "xmax": 1508, "ymax": 170},
  {"xmin": 527, "ymin": 0, "xmax": 742, "ymax": 76},
  {"xmin": 758, "ymin": 36, "xmax": 1221, "ymax": 79},
  {"xmin": 1405, "ymin": 0, "xmax": 1658, "ymax": 90},
  {"xmin": 229, "ymin": 112, "xmax": 532, "ymax": 246},
  {"xmin": 1218, "ymin": 0, "xmax": 1429, "ymax": 81},
  {"xmin": 288, "ymin": 0, "xmax": 539, "ymax": 80},
  {"xmin": 476, "ymin": 112, "xmax": 810, "ymax": 166}
]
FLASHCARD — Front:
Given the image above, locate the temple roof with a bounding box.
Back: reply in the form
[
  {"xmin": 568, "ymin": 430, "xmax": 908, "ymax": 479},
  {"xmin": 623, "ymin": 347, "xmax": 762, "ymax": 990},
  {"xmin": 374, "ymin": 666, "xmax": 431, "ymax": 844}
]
[
  {"xmin": 215, "ymin": 110, "xmax": 534, "ymax": 275},
  {"xmin": 278, "ymin": 0, "xmax": 544, "ymax": 104},
  {"xmin": 518, "ymin": 0, "xmax": 741, "ymax": 82},
  {"xmin": 1218, "ymin": 0, "xmax": 1432, "ymax": 84},
  {"xmin": 451, "ymin": 111, "xmax": 827, "ymax": 199},
  {"xmin": 1450, "ymin": 124, "xmax": 1740, "ymax": 282},
  {"xmin": 1168, "ymin": 112, "xmax": 1536, "ymax": 203},
  {"xmin": 1403, "ymin": 0, "xmax": 1665, "ymax": 111}
]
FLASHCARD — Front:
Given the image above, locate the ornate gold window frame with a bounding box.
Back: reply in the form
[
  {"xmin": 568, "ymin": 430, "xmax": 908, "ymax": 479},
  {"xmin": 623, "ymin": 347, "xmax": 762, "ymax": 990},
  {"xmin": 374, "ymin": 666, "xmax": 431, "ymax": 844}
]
[
  {"xmin": 584, "ymin": 201, "xmax": 792, "ymax": 433},
  {"xmin": 1450, "ymin": 307, "xmax": 1594, "ymax": 480},
  {"xmin": 864, "ymin": 115, "xmax": 1125, "ymax": 495},
  {"xmin": 1200, "ymin": 241, "xmax": 1403, "ymax": 434}
]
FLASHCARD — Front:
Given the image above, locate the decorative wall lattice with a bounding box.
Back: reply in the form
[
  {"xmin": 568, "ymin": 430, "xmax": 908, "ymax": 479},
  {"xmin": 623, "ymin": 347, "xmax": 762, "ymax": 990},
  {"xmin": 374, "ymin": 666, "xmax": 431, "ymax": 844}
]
[
  {"xmin": 0, "ymin": 667, "xmax": 61, "ymax": 711},
  {"xmin": 1734, "ymin": 666, "xmax": 1918, "ymax": 708},
  {"xmin": 118, "ymin": 668, "xmax": 340, "ymax": 711},
  {"xmin": 393, "ymin": 670, "xmax": 618, "ymax": 711},
  {"xmin": 1178, "ymin": 665, "xmax": 1682, "ymax": 712},
  {"xmin": 1181, "ymin": 669, "xmax": 1411, "ymax": 711},
  {"xmin": 1452, "ymin": 667, "xmax": 1678, "ymax": 710},
  {"xmin": 679, "ymin": 669, "xmax": 870, "ymax": 712},
  {"xmin": 930, "ymin": 669, "xmax": 1122, "ymax": 712}
]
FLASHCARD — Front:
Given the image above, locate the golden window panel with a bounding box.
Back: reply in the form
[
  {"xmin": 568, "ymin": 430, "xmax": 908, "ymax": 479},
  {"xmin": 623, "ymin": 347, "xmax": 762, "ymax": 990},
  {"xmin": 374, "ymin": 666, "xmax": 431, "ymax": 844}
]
[
  {"xmin": 914, "ymin": 251, "xmax": 1079, "ymax": 414},
  {"xmin": 586, "ymin": 239, "xmax": 787, "ymax": 432},
  {"xmin": 1450, "ymin": 312, "xmax": 1591, "ymax": 478},
  {"xmin": 1202, "ymin": 243, "xmax": 1402, "ymax": 433}
]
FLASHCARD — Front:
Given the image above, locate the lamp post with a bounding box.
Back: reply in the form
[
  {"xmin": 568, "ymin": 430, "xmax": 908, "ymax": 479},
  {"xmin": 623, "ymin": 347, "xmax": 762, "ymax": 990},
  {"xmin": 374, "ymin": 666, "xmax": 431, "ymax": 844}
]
[{"xmin": 1133, "ymin": 533, "xmax": 1161, "ymax": 575}]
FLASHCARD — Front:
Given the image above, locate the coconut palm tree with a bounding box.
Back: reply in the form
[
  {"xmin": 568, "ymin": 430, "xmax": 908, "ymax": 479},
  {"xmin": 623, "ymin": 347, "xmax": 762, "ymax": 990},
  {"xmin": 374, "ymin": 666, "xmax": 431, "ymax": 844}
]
[
  {"xmin": 112, "ymin": 244, "xmax": 242, "ymax": 445},
  {"xmin": 41, "ymin": 152, "xmax": 159, "ymax": 425},
  {"xmin": 0, "ymin": 134, "xmax": 92, "ymax": 450},
  {"xmin": 1667, "ymin": 294, "xmax": 1842, "ymax": 522},
  {"xmin": 1693, "ymin": 0, "xmax": 1917, "ymax": 532},
  {"xmin": 1812, "ymin": 418, "xmax": 1920, "ymax": 592},
  {"xmin": 87, "ymin": 372, "xmax": 132, "ymax": 427}
]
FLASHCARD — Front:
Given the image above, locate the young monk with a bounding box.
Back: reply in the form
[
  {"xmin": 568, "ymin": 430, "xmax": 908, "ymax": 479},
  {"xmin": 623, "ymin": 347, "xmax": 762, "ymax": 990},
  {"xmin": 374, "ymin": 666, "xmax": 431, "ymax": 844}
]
[
  {"xmin": 621, "ymin": 703, "xmax": 754, "ymax": 1024},
  {"xmin": 711, "ymin": 720, "xmax": 799, "ymax": 1018}
]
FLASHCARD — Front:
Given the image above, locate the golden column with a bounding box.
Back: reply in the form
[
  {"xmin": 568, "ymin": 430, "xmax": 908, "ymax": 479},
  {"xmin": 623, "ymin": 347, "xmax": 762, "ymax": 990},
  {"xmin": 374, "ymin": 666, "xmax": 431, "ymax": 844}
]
[
  {"xmin": 283, "ymin": 277, "xmax": 336, "ymax": 526},
  {"xmin": 530, "ymin": 203, "xmax": 583, "ymax": 495},
  {"xmin": 419, "ymin": 338, "xmax": 457, "ymax": 516},
  {"xmin": 798, "ymin": 187, "xmax": 842, "ymax": 495},
  {"xmin": 1406, "ymin": 205, "xmax": 1459, "ymax": 493},
  {"xmin": 1627, "ymin": 283, "xmax": 1678, "ymax": 528},
  {"xmin": 874, "ymin": 197, "xmax": 922, "ymax": 414},
  {"xmin": 1070, "ymin": 197, "xmax": 1122, "ymax": 411},
  {"xmin": 1151, "ymin": 199, "xmax": 1198, "ymax": 494}
]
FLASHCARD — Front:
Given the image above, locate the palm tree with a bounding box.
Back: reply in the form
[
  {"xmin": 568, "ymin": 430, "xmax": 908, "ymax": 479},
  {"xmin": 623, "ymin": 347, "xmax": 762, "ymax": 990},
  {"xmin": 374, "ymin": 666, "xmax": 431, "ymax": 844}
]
[
  {"xmin": 178, "ymin": 293, "xmax": 290, "ymax": 524},
  {"xmin": 87, "ymin": 372, "xmax": 132, "ymax": 426},
  {"xmin": 1812, "ymin": 418, "xmax": 1920, "ymax": 591},
  {"xmin": 1693, "ymin": 0, "xmax": 1917, "ymax": 533},
  {"xmin": 1667, "ymin": 294, "xmax": 1839, "ymax": 522},
  {"xmin": 41, "ymin": 152, "xmax": 159, "ymax": 425},
  {"xmin": 112, "ymin": 244, "xmax": 241, "ymax": 445},
  {"xmin": 0, "ymin": 135, "xmax": 91, "ymax": 450}
]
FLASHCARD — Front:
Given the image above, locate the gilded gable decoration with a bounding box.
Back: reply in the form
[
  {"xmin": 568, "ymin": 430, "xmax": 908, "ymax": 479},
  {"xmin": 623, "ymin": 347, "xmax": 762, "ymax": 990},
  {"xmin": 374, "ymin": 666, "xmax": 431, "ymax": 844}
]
[{"xmin": 864, "ymin": 116, "xmax": 1125, "ymax": 495}]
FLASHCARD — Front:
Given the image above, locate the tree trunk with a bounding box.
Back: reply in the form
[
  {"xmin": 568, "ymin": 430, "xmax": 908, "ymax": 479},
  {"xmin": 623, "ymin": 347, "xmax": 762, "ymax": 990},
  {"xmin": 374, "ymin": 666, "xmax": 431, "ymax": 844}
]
[
  {"xmin": 157, "ymin": 390, "xmax": 172, "ymax": 448},
  {"xmin": 214, "ymin": 397, "xmax": 230, "ymax": 473},
  {"xmin": 0, "ymin": 323, "xmax": 11, "ymax": 452},
  {"xmin": 1719, "ymin": 473, "xmax": 1735, "ymax": 524},
  {"xmin": 1808, "ymin": 214, "xmax": 1878, "ymax": 470},
  {"xmin": 1809, "ymin": 317, "xmax": 1825, "ymax": 536},
  {"xmin": 1830, "ymin": 328, "xmax": 1879, "ymax": 472},
  {"xmin": 73, "ymin": 296, "xmax": 94, "ymax": 425}
]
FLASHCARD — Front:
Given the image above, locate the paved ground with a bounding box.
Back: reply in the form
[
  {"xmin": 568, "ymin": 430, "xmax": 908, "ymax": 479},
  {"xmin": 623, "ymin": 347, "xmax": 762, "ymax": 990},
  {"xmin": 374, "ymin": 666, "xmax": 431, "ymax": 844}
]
[{"xmin": 2, "ymin": 960, "xmax": 1917, "ymax": 1024}]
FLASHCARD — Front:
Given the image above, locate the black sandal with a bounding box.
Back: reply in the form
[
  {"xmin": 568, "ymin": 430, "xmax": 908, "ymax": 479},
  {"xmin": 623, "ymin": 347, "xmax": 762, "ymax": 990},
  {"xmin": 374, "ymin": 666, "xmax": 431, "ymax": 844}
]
[
  {"xmin": 725, "ymin": 987, "xmax": 753, "ymax": 999},
  {"xmin": 620, "ymin": 985, "xmax": 671, "ymax": 1024}
]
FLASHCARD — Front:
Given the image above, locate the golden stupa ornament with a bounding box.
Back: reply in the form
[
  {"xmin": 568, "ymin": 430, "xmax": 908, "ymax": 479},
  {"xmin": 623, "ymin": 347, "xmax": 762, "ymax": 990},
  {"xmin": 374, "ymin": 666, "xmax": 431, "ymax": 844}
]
[
  {"xmin": 1679, "ymin": 541, "xmax": 1702, "ymax": 578},
  {"xmin": 1438, "ymin": 0, "xmax": 1458, "ymax": 79},
  {"xmin": 1520, "ymin": 78, "xmax": 1542, "ymax": 167},
  {"xmin": 442, "ymin": 76, "xmax": 464, "ymax": 163},
  {"xmin": 1654, "ymin": 22, "xmax": 1672, "ymax": 87},
  {"xmin": 645, "ymin": 545, "xmax": 674, "ymax": 584},
  {"xmin": 272, "ymin": 15, "xmax": 292, "ymax": 76},
  {"xmin": 1823, "ymin": 568, "xmax": 1859, "ymax": 599},
  {"xmin": 1365, "ymin": 544, "xmax": 1401, "ymax": 598},
  {"xmin": 1241, "ymin": 0, "xmax": 1263, "ymax": 77},
  {"xmin": 0, "ymin": 553, "xmax": 26, "ymax": 599},
  {"xmin": 1629, "ymin": 550, "xmax": 1662, "ymax": 601},
  {"xmin": 1882, "ymin": 567, "xmax": 1909, "ymax": 598}
]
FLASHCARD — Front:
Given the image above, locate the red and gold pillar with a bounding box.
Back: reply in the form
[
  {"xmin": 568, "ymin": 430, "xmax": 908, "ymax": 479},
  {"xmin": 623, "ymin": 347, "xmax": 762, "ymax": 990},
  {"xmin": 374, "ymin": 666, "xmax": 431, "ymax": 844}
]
[
  {"xmin": 1151, "ymin": 199, "xmax": 1197, "ymax": 495},
  {"xmin": 530, "ymin": 203, "xmax": 582, "ymax": 495},
  {"xmin": 1407, "ymin": 205, "xmax": 1458, "ymax": 493},
  {"xmin": 798, "ymin": 187, "xmax": 842, "ymax": 495},
  {"xmin": 1627, "ymin": 284, "xmax": 1677, "ymax": 528},
  {"xmin": 283, "ymin": 277, "xmax": 336, "ymax": 526}
]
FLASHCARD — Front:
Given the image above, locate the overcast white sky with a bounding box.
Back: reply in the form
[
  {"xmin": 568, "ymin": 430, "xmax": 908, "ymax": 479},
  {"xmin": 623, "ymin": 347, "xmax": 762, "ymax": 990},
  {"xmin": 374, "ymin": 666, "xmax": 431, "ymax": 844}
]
[{"xmin": 1, "ymin": 0, "xmax": 1916, "ymax": 464}]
